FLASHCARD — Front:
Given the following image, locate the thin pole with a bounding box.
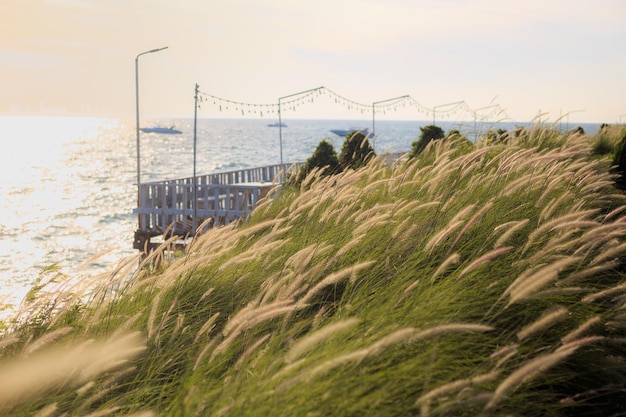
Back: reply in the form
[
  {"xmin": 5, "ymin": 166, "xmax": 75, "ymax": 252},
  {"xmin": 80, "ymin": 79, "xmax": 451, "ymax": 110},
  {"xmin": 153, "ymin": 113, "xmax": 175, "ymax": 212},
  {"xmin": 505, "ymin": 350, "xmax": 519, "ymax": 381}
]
[
  {"xmin": 193, "ymin": 83, "xmax": 199, "ymax": 234},
  {"xmin": 135, "ymin": 46, "xmax": 168, "ymax": 230},
  {"xmin": 372, "ymin": 95, "xmax": 409, "ymax": 135},
  {"xmin": 278, "ymin": 86, "xmax": 324, "ymax": 169},
  {"xmin": 472, "ymin": 104, "xmax": 499, "ymax": 141},
  {"xmin": 433, "ymin": 100, "xmax": 464, "ymax": 125}
]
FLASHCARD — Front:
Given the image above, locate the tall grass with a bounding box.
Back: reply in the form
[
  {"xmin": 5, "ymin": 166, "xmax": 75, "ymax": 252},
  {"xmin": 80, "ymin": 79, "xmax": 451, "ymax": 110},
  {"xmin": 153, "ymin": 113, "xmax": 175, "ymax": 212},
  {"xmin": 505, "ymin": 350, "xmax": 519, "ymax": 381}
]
[{"xmin": 1, "ymin": 124, "xmax": 625, "ymax": 416}]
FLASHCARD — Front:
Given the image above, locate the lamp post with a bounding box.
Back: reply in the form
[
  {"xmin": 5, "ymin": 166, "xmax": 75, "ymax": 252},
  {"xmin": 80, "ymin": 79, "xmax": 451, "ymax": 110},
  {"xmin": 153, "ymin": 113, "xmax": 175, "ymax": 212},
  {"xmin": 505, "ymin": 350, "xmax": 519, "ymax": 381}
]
[
  {"xmin": 135, "ymin": 46, "xmax": 168, "ymax": 185},
  {"xmin": 277, "ymin": 86, "xmax": 324, "ymax": 169},
  {"xmin": 135, "ymin": 46, "xmax": 167, "ymax": 230},
  {"xmin": 472, "ymin": 104, "xmax": 501, "ymax": 141},
  {"xmin": 372, "ymin": 95, "xmax": 409, "ymax": 135},
  {"xmin": 433, "ymin": 101, "xmax": 464, "ymax": 125}
]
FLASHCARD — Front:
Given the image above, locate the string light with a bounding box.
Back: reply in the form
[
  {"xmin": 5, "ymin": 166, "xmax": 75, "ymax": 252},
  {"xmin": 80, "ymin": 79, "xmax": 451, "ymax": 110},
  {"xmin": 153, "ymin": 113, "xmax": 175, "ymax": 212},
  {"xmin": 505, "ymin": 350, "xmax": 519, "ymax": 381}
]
[{"xmin": 197, "ymin": 87, "xmax": 510, "ymax": 125}]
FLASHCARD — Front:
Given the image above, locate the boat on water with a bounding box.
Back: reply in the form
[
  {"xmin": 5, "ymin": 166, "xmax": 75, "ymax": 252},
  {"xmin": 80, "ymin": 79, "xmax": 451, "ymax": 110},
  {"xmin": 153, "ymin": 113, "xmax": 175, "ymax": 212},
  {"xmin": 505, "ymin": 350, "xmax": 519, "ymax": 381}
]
[
  {"xmin": 267, "ymin": 122, "xmax": 287, "ymax": 127},
  {"xmin": 330, "ymin": 127, "xmax": 370, "ymax": 137},
  {"xmin": 140, "ymin": 126, "xmax": 182, "ymax": 134}
]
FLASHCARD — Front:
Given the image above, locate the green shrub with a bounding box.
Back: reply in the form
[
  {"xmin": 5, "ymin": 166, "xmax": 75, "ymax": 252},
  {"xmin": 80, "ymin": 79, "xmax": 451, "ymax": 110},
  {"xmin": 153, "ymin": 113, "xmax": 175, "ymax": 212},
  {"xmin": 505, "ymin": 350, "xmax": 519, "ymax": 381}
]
[
  {"xmin": 291, "ymin": 139, "xmax": 340, "ymax": 185},
  {"xmin": 338, "ymin": 132, "xmax": 375, "ymax": 169},
  {"xmin": 409, "ymin": 124, "xmax": 445, "ymax": 158}
]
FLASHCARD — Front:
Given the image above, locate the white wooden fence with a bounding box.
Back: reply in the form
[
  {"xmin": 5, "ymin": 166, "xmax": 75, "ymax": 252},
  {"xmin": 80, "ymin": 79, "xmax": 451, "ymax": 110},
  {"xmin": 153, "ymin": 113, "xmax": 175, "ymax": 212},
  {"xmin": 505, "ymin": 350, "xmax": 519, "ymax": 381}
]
[{"xmin": 133, "ymin": 163, "xmax": 301, "ymax": 250}]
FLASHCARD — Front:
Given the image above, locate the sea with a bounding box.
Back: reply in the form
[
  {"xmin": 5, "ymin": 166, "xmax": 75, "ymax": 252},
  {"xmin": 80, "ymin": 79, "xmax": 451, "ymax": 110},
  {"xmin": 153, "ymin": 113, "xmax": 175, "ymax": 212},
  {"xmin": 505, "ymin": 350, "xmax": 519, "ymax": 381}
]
[{"xmin": 0, "ymin": 115, "xmax": 602, "ymax": 317}]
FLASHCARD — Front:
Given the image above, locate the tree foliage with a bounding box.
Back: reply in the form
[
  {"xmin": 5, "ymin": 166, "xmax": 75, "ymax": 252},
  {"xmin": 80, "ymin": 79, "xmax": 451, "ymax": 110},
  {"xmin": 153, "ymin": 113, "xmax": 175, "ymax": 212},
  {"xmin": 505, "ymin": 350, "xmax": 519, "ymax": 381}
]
[
  {"xmin": 339, "ymin": 132, "xmax": 375, "ymax": 169},
  {"xmin": 409, "ymin": 125, "xmax": 445, "ymax": 158},
  {"xmin": 291, "ymin": 139, "xmax": 340, "ymax": 185}
]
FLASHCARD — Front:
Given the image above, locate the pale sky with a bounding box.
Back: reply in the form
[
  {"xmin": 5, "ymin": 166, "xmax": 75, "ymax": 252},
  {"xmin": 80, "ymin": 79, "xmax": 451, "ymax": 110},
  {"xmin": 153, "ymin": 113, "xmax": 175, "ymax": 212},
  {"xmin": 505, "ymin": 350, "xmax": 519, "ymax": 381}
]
[{"xmin": 1, "ymin": 0, "xmax": 625, "ymax": 123}]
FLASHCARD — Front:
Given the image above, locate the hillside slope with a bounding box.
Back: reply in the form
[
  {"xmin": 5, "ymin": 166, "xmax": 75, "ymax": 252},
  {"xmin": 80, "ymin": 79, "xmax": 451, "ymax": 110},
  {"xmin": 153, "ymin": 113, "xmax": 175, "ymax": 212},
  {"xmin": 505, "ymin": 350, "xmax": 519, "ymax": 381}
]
[{"xmin": 2, "ymin": 126, "xmax": 626, "ymax": 416}]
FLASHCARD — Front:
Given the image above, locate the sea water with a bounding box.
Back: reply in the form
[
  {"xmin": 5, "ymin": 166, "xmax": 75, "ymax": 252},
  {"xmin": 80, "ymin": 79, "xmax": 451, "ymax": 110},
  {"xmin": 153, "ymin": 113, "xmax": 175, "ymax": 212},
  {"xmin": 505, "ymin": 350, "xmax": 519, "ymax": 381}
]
[{"xmin": 0, "ymin": 116, "xmax": 601, "ymax": 316}]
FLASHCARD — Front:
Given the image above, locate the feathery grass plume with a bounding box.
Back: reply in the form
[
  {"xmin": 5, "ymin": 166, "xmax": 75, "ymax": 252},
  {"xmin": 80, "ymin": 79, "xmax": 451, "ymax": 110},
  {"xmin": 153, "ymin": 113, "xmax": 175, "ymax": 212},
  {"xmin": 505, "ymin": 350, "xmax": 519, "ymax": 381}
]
[
  {"xmin": 559, "ymin": 336, "xmax": 605, "ymax": 352},
  {"xmin": 430, "ymin": 253, "xmax": 461, "ymax": 283},
  {"xmin": 235, "ymin": 218, "xmax": 285, "ymax": 239},
  {"xmin": 76, "ymin": 380, "xmax": 96, "ymax": 396},
  {"xmin": 361, "ymin": 178, "xmax": 394, "ymax": 194},
  {"xmin": 280, "ymin": 263, "xmax": 327, "ymax": 302},
  {"xmin": 352, "ymin": 212, "xmax": 391, "ymax": 237},
  {"xmin": 424, "ymin": 220, "xmax": 465, "ymax": 256},
  {"xmin": 285, "ymin": 318, "xmax": 360, "ymax": 364},
  {"xmin": 603, "ymin": 205, "xmax": 626, "ymax": 223},
  {"xmin": 0, "ymin": 332, "xmax": 145, "ymax": 411},
  {"xmin": 415, "ymin": 371, "xmax": 499, "ymax": 411},
  {"xmin": 334, "ymin": 201, "xmax": 359, "ymax": 225},
  {"xmin": 591, "ymin": 241, "xmax": 626, "ymax": 265},
  {"xmin": 211, "ymin": 305, "xmax": 297, "ymax": 361},
  {"xmin": 235, "ymin": 333, "xmax": 272, "ymax": 369},
  {"xmin": 297, "ymin": 261, "xmax": 375, "ymax": 306},
  {"xmin": 524, "ymin": 209, "xmax": 599, "ymax": 253},
  {"xmin": 327, "ymin": 234, "xmax": 367, "ymax": 266},
  {"xmin": 146, "ymin": 291, "xmax": 162, "ymax": 340},
  {"xmin": 22, "ymin": 326, "xmax": 73, "ymax": 357},
  {"xmin": 391, "ymin": 216, "xmax": 414, "ymax": 240},
  {"xmin": 298, "ymin": 349, "xmax": 369, "ymax": 383},
  {"xmin": 558, "ymin": 260, "xmax": 620, "ymax": 287},
  {"xmin": 223, "ymin": 300, "xmax": 294, "ymax": 336},
  {"xmin": 0, "ymin": 334, "xmax": 19, "ymax": 351},
  {"xmin": 285, "ymin": 243, "xmax": 331, "ymax": 274},
  {"xmin": 561, "ymin": 316, "xmax": 601, "ymax": 344},
  {"xmin": 257, "ymin": 270, "xmax": 295, "ymax": 305},
  {"xmin": 289, "ymin": 197, "xmax": 323, "ymax": 220},
  {"xmin": 217, "ymin": 238, "xmax": 288, "ymax": 272},
  {"xmin": 193, "ymin": 339, "xmax": 216, "ymax": 371},
  {"xmin": 485, "ymin": 346, "xmax": 579, "ymax": 410},
  {"xmin": 448, "ymin": 201, "xmax": 493, "ymax": 253},
  {"xmin": 495, "ymin": 147, "xmax": 538, "ymax": 175},
  {"xmin": 489, "ymin": 344, "xmax": 519, "ymax": 370},
  {"xmin": 535, "ymin": 174, "xmax": 568, "ymax": 207},
  {"xmin": 577, "ymin": 222, "xmax": 626, "ymax": 247},
  {"xmin": 538, "ymin": 191, "xmax": 575, "ymax": 224},
  {"xmin": 299, "ymin": 323, "xmax": 492, "ymax": 384},
  {"xmin": 501, "ymin": 172, "xmax": 542, "ymax": 198},
  {"xmin": 118, "ymin": 412, "xmax": 155, "ymax": 417},
  {"xmin": 33, "ymin": 403, "xmax": 58, "ymax": 417},
  {"xmin": 582, "ymin": 283, "xmax": 626, "ymax": 303},
  {"xmin": 458, "ymin": 246, "xmax": 513, "ymax": 279},
  {"xmin": 493, "ymin": 219, "xmax": 529, "ymax": 248},
  {"xmin": 194, "ymin": 312, "xmax": 220, "ymax": 343},
  {"xmin": 505, "ymin": 257, "xmax": 582, "ymax": 306},
  {"xmin": 354, "ymin": 203, "xmax": 398, "ymax": 223},
  {"xmin": 517, "ymin": 306, "xmax": 569, "ymax": 341},
  {"xmin": 458, "ymin": 146, "xmax": 494, "ymax": 175}
]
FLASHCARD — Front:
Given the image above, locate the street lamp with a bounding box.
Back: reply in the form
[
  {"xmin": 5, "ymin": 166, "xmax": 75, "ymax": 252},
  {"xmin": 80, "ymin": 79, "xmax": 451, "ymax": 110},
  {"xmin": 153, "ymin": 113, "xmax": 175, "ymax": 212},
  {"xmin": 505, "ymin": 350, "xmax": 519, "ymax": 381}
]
[
  {"xmin": 135, "ymin": 46, "xmax": 168, "ymax": 186},
  {"xmin": 135, "ymin": 46, "xmax": 167, "ymax": 231}
]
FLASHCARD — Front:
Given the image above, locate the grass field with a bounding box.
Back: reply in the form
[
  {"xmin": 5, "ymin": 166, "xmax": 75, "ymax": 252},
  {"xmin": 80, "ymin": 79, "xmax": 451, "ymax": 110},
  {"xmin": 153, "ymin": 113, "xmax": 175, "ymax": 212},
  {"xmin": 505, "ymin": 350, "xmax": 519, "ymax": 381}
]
[{"xmin": 1, "ymin": 123, "xmax": 626, "ymax": 416}]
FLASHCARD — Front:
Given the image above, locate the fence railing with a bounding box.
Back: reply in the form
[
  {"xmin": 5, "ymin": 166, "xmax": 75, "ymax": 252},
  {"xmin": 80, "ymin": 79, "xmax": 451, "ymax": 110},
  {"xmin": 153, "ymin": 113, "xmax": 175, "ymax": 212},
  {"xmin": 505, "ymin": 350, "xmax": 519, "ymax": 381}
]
[{"xmin": 133, "ymin": 163, "xmax": 301, "ymax": 249}]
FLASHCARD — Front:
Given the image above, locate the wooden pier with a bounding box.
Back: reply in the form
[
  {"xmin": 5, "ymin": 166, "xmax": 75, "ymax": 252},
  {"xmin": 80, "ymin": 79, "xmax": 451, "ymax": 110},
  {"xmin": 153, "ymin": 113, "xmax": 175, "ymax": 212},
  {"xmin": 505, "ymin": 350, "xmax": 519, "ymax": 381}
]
[{"xmin": 133, "ymin": 163, "xmax": 301, "ymax": 251}]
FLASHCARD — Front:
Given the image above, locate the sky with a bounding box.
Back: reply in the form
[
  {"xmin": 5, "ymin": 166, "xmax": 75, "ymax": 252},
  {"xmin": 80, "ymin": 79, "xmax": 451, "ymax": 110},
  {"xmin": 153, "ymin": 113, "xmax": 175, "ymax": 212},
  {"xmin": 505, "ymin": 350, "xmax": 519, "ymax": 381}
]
[{"xmin": 1, "ymin": 0, "xmax": 625, "ymax": 123}]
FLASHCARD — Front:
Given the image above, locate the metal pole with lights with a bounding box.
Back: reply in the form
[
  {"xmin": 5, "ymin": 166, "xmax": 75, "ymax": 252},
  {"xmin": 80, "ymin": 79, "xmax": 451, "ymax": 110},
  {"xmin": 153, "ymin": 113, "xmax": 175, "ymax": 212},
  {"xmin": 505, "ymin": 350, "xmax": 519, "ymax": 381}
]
[
  {"xmin": 135, "ymin": 46, "xmax": 168, "ymax": 230},
  {"xmin": 433, "ymin": 101, "xmax": 464, "ymax": 125},
  {"xmin": 372, "ymin": 95, "xmax": 409, "ymax": 135},
  {"xmin": 278, "ymin": 86, "xmax": 324, "ymax": 169}
]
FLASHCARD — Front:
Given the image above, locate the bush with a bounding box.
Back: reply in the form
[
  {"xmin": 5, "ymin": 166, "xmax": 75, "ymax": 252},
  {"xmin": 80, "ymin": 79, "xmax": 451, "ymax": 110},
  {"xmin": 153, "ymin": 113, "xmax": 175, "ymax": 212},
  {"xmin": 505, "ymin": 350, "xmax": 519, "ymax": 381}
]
[
  {"xmin": 447, "ymin": 129, "xmax": 475, "ymax": 156},
  {"xmin": 338, "ymin": 132, "xmax": 375, "ymax": 169},
  {"xmin": 409, "ymin": 125, "xmax": 445, "ymax": 158},
  {"xmin": 290, "ymin": 139, "xmax": 340, "ymax": 185}
]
